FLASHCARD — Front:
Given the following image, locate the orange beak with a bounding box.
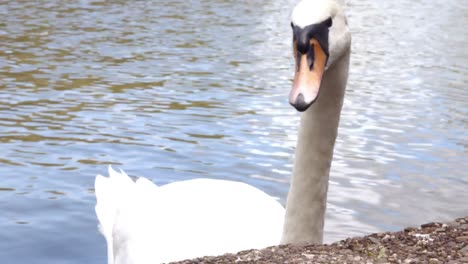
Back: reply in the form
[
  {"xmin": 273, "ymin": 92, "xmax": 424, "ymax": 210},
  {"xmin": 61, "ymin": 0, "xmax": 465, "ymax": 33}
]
[{"xmin": 289, "ymin": 38, "xmax": 327, "ymax": 112}]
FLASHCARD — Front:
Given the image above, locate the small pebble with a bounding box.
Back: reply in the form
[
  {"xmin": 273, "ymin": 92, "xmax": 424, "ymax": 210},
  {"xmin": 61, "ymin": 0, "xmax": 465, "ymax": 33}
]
[
  {"xmin": 461, "ymin": 245, "xmax": 468, "ymax": 254},
  {"xmin": 404, "ymin": 258, "xmax": 418, "ymax": 264},
  {"xmin": 382, "ymin": 234, "xmax": 391, "ymax": 241},
  {"xmin": 368, "ymin": 237, "xmax": 380, "ymax": 244},
  {"xmin": 404, "ymin": 227, "xmax": 417, "ymax": 232},
  {"xmin": 446, "ymin": 241, "xmax": 457, "ymax": 247},
  {"xmin": 456, "ymin": 236, "xmax": 468, "ymax": 242},
  {"xmin": 447, "ymin": 221, "xmax": 460, "ymax": 227},
  {"xmin": 421, "ymin": 222, "xmax": 440, "ymax": 228}
]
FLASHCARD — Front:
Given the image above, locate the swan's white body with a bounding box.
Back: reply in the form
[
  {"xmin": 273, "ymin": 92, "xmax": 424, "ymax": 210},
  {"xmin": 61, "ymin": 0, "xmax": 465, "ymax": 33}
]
[
  {"xmin": 95, "ymin": 0, "xmax": 351, "ymax": 263},
  {"xmin": 95, "ymin": 168, "xmax": 284, "ymax": 264}
]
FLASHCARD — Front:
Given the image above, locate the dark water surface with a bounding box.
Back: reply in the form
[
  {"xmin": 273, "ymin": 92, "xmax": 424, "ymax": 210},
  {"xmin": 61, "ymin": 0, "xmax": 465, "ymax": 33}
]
[{"xmin": 1, "ymin": 0, "xmax": 467, "ymax": 263}]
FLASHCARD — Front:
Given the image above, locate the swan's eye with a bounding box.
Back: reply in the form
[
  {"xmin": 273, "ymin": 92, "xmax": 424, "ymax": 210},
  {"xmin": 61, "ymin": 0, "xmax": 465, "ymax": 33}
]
[
  {"xmin": 325, "ymin": 17, "xmax": 332, "ymax": 28},
  {"xmin": 291, "ymin": 22, "xmax": 294, "ymax": 29}
]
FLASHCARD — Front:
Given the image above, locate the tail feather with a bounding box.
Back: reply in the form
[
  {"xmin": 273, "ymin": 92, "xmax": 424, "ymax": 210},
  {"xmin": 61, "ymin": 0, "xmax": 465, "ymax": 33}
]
[{"xmin": 95, "ymin": 166, "xmax": 136, "ymax": 264}]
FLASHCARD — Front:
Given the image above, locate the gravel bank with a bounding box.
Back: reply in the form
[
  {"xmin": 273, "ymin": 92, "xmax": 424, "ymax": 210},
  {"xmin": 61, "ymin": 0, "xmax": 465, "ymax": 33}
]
[{"xmin": 174, "ymin": 216, "xmax": 468, "ymax": 264}]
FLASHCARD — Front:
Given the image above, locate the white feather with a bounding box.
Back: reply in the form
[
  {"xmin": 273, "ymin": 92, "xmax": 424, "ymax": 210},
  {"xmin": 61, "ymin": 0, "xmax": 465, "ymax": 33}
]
[{"xmin": 291, "ymin": 0, "xmax": 341, "ymax": 28}]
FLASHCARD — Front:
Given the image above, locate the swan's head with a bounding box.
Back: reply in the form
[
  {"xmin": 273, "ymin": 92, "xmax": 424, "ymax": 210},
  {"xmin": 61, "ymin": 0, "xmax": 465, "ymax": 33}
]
[{"xmin": 289, "ymin": 0, "xmax": 351, "ymax": 112}]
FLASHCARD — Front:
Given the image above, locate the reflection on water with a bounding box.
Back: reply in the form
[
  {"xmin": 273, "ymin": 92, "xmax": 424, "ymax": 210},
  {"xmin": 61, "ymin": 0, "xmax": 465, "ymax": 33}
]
[{"xmin": 0, "ymin": 0, "xmax": 467, "ymax": 263}]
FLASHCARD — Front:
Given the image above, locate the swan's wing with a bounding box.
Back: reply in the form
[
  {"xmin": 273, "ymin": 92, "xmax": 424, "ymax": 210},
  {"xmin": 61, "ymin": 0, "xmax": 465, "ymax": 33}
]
[
  {"xmin": 135, "ymin": 176, "xmax": 159, "ymax": 191},
  {"xmin": 148, "ymin": 179, "xmax": 285, "ymax": 262}
]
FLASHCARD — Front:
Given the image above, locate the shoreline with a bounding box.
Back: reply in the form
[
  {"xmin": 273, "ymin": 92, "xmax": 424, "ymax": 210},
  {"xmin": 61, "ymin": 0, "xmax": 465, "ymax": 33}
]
[{"xmin": 174, "ymin": 216, "xmax": 468, "ymax": 264}]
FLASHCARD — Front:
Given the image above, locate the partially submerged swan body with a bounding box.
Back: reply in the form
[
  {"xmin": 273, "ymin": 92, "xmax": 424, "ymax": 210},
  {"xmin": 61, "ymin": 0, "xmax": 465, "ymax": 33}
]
[{"xmin": 95, "ymin": 0, "xmax": 351, "ymax": 263}]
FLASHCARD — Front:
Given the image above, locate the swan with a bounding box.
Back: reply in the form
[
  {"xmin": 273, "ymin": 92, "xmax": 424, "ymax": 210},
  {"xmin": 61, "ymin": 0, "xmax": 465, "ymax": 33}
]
[{"xmin": 94, "ymin": 0, "xmax": 351, "ymax": 263}]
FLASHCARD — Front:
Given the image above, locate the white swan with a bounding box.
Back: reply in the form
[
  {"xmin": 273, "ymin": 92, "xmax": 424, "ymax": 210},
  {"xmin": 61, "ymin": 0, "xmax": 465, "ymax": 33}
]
[{"xmin": 94, "ymin": 0, "xmax": 351, "ymax": 263}]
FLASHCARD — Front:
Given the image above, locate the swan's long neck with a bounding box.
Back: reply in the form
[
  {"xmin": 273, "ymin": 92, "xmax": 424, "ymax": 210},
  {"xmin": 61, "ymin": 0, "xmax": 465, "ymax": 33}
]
[{"xmin": 281, "ymin": 49, "xmax": 350, "ymax": 244}]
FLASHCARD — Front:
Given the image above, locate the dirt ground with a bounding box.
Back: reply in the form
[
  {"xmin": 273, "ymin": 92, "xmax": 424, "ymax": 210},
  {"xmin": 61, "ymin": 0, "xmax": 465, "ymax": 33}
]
[{"xmin": 174, "ymin": 216, "xmax": 468, "ymax": 264}]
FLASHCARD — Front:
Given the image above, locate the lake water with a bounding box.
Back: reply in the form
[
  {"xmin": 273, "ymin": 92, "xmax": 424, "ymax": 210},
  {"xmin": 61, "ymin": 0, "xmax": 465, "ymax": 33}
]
[{"xmin": 0, "ymin": 0, "xmax": 467, "ymax": 263}]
